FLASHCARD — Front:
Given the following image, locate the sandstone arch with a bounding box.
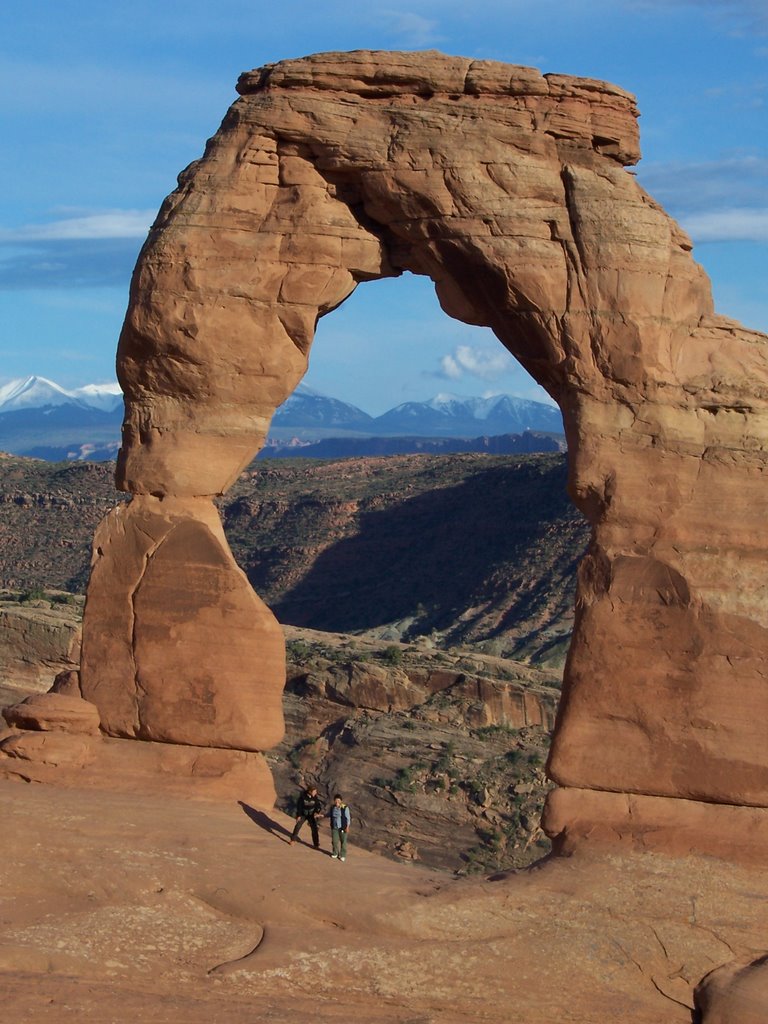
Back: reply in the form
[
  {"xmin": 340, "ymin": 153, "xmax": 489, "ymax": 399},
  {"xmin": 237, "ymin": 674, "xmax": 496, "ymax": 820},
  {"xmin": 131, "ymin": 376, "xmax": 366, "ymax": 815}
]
[{"xmin": 80, "ymin": 51, "xmax": 768, "ymax": 851}]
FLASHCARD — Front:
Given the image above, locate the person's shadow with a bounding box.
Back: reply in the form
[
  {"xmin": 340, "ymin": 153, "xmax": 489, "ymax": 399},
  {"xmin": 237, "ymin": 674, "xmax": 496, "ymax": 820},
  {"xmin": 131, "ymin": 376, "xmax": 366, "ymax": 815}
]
[{"xmin": 238, "ymin": 801, "xmax": 294, "ymax": 843}]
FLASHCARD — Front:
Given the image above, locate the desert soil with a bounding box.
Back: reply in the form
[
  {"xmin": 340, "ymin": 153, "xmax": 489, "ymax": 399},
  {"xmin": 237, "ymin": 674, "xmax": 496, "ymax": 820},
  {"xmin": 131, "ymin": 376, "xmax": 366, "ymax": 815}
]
[{"xmin": 1, "ymin": 777, "xmax": 766, "ymax": 1023}]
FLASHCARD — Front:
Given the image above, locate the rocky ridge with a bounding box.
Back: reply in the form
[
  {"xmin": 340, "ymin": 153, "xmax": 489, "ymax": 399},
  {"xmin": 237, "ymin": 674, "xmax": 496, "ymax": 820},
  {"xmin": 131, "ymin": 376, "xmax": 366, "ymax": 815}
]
[
  {"xmin": 0, "ymin": 451, "xmax": 587, "ymax": 665},
  {"xmin": 0, "ymin": 591, "xmax": 83, "ymax": 705},
  {"xmin": 274, "ymin": 626, "xmax": 557, "ymax": 872}
]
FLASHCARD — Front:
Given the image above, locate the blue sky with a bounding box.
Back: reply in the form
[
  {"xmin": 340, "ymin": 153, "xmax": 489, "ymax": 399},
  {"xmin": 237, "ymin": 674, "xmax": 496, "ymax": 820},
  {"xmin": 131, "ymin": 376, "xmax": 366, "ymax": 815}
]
[{"xmin": 1, "ymin": 0, "xmax": 766, "ymax": 414}]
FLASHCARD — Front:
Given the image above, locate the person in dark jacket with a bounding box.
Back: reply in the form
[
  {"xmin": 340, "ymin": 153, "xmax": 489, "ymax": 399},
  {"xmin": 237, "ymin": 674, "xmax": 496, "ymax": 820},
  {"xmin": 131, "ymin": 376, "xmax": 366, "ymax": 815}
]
[
  {"xmin": 290, "ymin": 785, "xmax": 323, "ymax": 848},
  {"xmin": 329, "ymin": 793, "xmax": 351, "ymax": 861}
]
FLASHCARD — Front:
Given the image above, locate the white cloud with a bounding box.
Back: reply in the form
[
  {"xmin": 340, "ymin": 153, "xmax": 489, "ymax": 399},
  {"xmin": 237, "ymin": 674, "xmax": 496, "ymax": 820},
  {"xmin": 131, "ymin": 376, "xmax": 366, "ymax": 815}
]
[
  {"xmin": 637, "ymin": 155, "xmax": 768, "ymax": 212},
  {"xmin": 637, "ymin": 156, "xmax": 768, "ymax": 241},
  {"xmin": 0, "ymin": 210, "xmax": 154, "ymax": 242},
  {"xmin": 438, "ymin": 344, "xmax": 513, "ymax": 382},
  {"xmin": 681, "ymin": 206, "xmax": 768, "ymax": 242},
  {"xmin": 440, "ymin": 353, "xmax": 462, "ymax": 379},
  {"xmin": 378, "ymin": 10, "xmax": 443, "ymax": 47}
]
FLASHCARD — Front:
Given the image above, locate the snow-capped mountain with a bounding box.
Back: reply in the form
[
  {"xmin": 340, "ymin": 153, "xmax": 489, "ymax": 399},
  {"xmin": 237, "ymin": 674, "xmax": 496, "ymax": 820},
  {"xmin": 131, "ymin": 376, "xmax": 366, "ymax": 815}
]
[
  {"xmin": 0, "ymin": 376, "xmax": 124, "ymax": 461},
  {"xmin": 0, "ymin": 376, "xmax": 563, "ymax": 461},
  {"xmin": 69, "ymin": 382, "xmax": 123, "ymax": 412},
  {"xmin": 0, "ymin": 376, "xmax": 80, "ymax": 412},
  {"xmin": 0, "ymin": 376, "xmax": 123, "ymax": 413},
  {"xmin": 372, "ymin": 392, "xmax": 562, "ymax": 436},
  {"xmin": 272, "ymin": 383, "xmax": 373, "ymax": 430}
]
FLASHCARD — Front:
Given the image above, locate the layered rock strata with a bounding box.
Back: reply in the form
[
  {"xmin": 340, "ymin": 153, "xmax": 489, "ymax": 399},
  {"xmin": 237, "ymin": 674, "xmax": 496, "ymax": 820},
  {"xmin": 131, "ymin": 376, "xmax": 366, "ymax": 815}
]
[
  {"xmin": 0, "ymin": 599, "xmax": 81, "ymax": 700},
  {"xmin": 79, "ymin": 50, "xmax": 768, "ymax": 855},
  {"xmin": 0, "ymin": 691, "xmax": 275, "ymax": 804}
]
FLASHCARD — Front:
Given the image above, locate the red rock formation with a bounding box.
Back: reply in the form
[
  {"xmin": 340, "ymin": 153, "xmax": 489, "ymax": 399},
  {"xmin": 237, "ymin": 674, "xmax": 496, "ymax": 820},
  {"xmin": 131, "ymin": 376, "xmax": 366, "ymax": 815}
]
[
  {"xmin": 81, "ymin": 496, "xmax": 284, "ymax": 752},
  {"xmin": 79, "ymin": 51, "xmax": 768, "ymax": 851},
  {"xmin": 0, "ymin": 726, "xmax": 275, "ymax": 803},
  {"xmin": 0, "ymin": 601, "xmax": 81, "ymax": 697},
  {"xmin": 696, "ymin": 956, "xmax": 768, "ymax": 1024},
  {"xmin": 3, "ymin": 693, "xmax": 100, "ymax": 736}
]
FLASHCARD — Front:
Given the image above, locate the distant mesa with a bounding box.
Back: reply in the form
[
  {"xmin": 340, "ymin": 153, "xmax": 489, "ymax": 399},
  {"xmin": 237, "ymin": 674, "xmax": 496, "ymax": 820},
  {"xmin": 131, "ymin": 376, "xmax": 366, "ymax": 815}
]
[{"xmin": 0, "ymin": 376, "xmax": 565, "ymax": 461}]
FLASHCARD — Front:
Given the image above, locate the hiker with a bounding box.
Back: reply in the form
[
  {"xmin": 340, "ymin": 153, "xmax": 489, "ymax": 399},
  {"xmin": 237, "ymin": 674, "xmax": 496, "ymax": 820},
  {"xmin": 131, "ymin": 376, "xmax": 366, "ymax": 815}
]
[
  {"xmin": 329, "ymin": 793, "xmax": 351, "ymax": 861},
  {"xmin": 290, "ymin": 784, "xmax": 323, "ymax": 848}
]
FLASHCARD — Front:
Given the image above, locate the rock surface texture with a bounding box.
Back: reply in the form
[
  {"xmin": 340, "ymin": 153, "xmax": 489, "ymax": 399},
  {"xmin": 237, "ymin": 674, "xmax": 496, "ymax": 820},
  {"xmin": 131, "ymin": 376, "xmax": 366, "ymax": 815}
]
[
  {"xmin": 2, "ymin": 692, "xmax": 101, "ymax": 735},
  {"xmin": 80, "ymin": 50, "xmax": 768, "ymax": 855},
  {"xmin": 695, "ymin": 956, "xmax": 768, "ymax": 1024},
  {"xmin": 1, "ymin": 779, "xmax": 768, "ymax": 1024},
  {"xmin": 0, "ymin": 599, "xmax": 81, "ymax": 701}
]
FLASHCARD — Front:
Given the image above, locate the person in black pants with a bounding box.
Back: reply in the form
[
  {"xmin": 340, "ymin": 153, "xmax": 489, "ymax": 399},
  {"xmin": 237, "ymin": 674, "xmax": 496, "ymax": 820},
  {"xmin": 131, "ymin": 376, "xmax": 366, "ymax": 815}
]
[{"xmin": 290, "ymin": 785, "xmax": 323, "ymax": 848}]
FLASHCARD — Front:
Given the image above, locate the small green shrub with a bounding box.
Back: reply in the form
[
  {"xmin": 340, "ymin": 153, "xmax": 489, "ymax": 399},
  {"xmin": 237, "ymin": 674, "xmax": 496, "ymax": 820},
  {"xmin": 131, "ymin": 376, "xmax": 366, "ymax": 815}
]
[
  {"xmin": 391, "ymin": 766, "xmax": 419, "ymax": 792},
  {"xmin": 287, "ymin": 737, "xmax": 315, "ymax": 768},
  {"xmin": 380, "ymin": 645, "xmax": 403, "ymax": 666},
  {"xmin": 474, "ymin": 723, "xmax": 519, "ymax": 739},
  {"xmin": 286, "ymin": 639, "xmax": 312, "ymax": 661}
]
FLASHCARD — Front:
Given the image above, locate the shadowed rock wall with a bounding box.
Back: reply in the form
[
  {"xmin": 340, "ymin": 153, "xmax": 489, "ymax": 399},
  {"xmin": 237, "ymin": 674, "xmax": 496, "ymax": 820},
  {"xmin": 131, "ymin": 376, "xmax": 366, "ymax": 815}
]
[{"xmin": 80, "ymin": 51, "xmax": 768, "ymax": 846}]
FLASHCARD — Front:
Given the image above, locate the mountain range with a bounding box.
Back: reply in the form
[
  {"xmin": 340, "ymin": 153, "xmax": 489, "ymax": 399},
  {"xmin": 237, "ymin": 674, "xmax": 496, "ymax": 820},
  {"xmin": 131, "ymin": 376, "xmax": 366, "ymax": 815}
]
[
  {"xmin": 0, "ymin": 376, "xmax": 564, "ymax": 461},
  {"xmin": 0, "ymin": 376, "xmax": 123, "ymax": 413}
]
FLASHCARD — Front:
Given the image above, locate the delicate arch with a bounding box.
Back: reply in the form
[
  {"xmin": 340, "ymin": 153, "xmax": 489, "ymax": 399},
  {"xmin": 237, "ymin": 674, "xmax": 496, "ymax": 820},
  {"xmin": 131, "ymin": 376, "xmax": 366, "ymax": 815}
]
[{"xmin": 80, "ymin": 51, "xmax": 768, "ymax": 854}]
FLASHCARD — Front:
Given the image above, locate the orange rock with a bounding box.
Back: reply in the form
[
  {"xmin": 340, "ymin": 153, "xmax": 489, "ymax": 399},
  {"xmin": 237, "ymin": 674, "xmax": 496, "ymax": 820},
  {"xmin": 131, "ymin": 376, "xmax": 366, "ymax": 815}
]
[
  {"xmin": 542, "ymin": 787, "xmax": 768, "ymax": 866},
  {"xmin": 50, "ymin": 668, "xmax": 81, "ymax": 697},
  {"xmin": 80, "ymin": 496, "xmax": 284, "ymax": 751},
  {"xmin": 79, "ymin": 50, "xmax": 768, "ymax": 847},
  {"xmin": 2, "ymin": 693, "xmax": 100, "ymax": 736},
  {"xmin": 0, "ymin": 733, "xmax": 275, "ymax": 806},
  {"xmin": 0, "ymin": 730, "xmax": 98, "ymax": 769},
  {"xmin": 695, "ymin": 956, "xmax": 768, "ymax": 1024}
]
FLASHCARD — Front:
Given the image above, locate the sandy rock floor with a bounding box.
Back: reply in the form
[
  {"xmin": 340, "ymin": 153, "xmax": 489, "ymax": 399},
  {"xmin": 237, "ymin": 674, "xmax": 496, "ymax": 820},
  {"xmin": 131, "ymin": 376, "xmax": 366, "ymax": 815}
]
[{"xmin": 1, "ymin": 778, "xmax": 766, "ymax": 1023}]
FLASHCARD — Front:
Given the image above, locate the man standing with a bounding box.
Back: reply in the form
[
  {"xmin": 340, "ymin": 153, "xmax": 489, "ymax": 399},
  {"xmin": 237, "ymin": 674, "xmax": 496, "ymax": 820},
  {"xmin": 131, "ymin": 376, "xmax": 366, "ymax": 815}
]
[
  {"xmin": 290, "ymin": 784, "xmax": 323, "ymax": 849},
  {"xmin": 329, "ymin": 793, "xmax": 351, "ymax": 862}
]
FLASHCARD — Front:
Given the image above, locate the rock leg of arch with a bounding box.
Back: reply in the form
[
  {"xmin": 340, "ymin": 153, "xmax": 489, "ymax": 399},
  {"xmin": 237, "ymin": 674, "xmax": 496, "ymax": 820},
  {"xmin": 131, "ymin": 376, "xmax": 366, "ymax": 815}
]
[
  {"xmin": 81, "ymin": 496, "xmax": 285, "ymax": 750},
  {"xmin": 79, "ymin": 51, "xmax": 768, "ymax": 852}
]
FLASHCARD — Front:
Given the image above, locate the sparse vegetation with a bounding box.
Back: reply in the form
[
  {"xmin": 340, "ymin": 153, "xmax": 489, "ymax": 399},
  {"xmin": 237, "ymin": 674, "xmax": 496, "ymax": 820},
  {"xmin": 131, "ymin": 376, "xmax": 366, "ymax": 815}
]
[
  {"xmin": 286, "ymin": 639, "xmax": 312, "ymax": 661},
  {"xmin": 474, "ymin": 723, "xmax": 519, "ymax": 739},
  {"xmin": 380, "ymin": 645, "xmax": 404, "ymax": 666}
]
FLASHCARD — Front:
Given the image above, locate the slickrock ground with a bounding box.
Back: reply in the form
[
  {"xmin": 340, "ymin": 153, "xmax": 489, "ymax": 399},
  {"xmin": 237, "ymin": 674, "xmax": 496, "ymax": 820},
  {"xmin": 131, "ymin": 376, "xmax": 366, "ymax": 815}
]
[{"xmin": 1, "ymin": 777, "xmax": 766, "ymax": 1023}]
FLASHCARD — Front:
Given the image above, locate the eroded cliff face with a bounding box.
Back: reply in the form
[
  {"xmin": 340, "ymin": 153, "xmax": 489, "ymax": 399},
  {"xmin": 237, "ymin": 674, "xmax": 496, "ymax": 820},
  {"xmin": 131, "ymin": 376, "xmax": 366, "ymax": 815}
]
[{"xmin": 78, "ymin": 50, "xmax": 768, "ymax": 849}]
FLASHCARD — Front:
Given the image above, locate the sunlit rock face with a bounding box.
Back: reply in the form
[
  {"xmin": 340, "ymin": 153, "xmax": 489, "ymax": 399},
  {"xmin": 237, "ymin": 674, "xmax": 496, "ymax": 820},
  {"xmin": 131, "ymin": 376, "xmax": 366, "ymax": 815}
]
[{"xmin": 81, "ymin": 50, "xmax": 768, "ymax": 840}]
